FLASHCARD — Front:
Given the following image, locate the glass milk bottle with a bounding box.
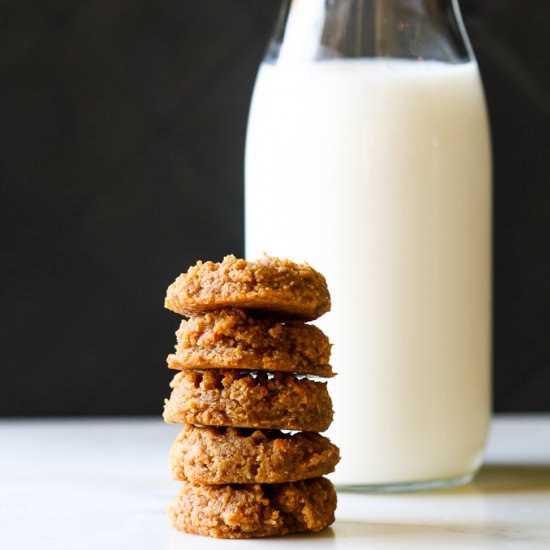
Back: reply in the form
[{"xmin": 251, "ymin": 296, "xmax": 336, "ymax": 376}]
[{"xmin": 245, "ymin": 0, "xmax": 491, "ymax": 491}]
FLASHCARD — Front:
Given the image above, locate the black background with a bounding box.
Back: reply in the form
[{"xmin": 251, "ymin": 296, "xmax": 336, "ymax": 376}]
[{"xmin": 1, "ymin": 0, "xmax": 549, "ymax": 416}]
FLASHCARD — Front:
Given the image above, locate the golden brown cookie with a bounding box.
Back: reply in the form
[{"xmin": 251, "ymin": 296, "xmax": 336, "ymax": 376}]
[
  {"xmin": 165, "ymin": 255, "xmax": 331, "ymax": 321},
  {"xmin": 163, "ymin": 370, "xmax": 333, "ymax": 432},
  {"xmin": 169, "ymin": 425, "xmax": 340, "ymax": 484},
  {"xmin": 168, "ymin": 477, "xmax": 336, "ymax": 538},
  {"xmin": 167, "ymin": 308, "xmax": 333, "ymax": 377}
]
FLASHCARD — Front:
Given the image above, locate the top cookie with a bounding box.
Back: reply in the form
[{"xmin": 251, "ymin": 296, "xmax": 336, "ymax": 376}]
[{"xmin": 165, "ymin": 255, "xmax": 331, "ymax": 321}]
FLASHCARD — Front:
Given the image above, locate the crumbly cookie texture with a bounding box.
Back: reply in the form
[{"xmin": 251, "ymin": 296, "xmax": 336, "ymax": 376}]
[
  {"xmin": 165, "ymin": 255, "xmax": 331, "ymax": 321},
  {"xmin": 169, "ymin": 425, "xmax": 340, "ymax": 484},
  {"xmin": 168, "ymin": 477, "xmax": 336, "ymax": 538},
  {"xmin": 163, "ymin": 370, "xmax": 333, "ymax": 432},
  {"xmin": 167, "ymin": 308, "xmax": 334, "ymax": 378}
]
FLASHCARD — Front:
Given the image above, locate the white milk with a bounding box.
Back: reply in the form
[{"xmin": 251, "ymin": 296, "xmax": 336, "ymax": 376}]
[{"xmin": 245, "ymin": 59, "xmax": 491, "ymax": 486}]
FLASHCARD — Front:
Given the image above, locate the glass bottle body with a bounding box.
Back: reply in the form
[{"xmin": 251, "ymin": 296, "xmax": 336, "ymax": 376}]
[{"xmin": 245, "ymin": 0, "xmax": 491, "ymax": 490}]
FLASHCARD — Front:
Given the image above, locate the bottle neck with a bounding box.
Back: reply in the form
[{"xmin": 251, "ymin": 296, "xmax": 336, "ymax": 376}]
[{"xmin": 267, "ymin": 0, "xmax": 473, "ymax": 65}]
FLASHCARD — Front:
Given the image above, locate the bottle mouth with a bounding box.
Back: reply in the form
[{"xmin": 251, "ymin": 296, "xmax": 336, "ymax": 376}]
[{"xmin": 265, "ymin": 0, "xmax": 473, "ymax": 65}]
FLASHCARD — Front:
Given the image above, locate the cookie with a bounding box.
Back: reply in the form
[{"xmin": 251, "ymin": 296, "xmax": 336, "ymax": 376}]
[
  {"xmin": 165, "ymin": 255, "xmax": 331, "ymax": 321},
  {"xmin": 169, "ymin": 425, "xmax": 340, "ymax": 484},
  {"xmin": 163, "ymin": 370, "xmax": 333, "ymax": 432},
  {"xmin": 167, "ymin": 308, "xmax": 334, "ymax": 377},
  {"xmin": 168, "ymin": 477, "xmax": 336, "ymax": 538}
]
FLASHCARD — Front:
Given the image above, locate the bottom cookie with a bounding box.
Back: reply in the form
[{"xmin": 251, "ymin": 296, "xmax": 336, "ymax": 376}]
[{"xmin": 168, "ymin": 477, "xmax": 336, "ymax": 539}]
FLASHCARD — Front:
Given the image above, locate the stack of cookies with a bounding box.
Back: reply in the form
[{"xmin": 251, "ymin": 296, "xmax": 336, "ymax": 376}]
[{"xmin": 162, "ymin": 255, "xmax": 339, "ymax": 539}]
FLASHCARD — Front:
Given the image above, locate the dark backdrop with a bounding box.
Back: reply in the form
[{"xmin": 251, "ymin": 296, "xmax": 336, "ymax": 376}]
[{"xmin": 1, "ymin": 0, "xmax": 549, "ymax": 415}]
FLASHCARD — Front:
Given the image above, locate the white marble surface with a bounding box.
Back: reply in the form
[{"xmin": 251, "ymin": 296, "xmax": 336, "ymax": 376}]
[{"xmin": 1, "ymin": 415, "xmax": 549, "ymax": 549}]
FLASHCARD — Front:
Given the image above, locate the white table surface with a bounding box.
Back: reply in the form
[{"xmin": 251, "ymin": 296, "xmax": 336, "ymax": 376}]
[{"xmin": 1, "ymin": 415, "xmax": 549, "ymax": 549}]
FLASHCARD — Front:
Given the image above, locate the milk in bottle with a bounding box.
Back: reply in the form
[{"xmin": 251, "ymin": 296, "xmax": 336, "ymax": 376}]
[{"xmin": 245, "ymin": 0, "xmax": 491, "ymax": 489}]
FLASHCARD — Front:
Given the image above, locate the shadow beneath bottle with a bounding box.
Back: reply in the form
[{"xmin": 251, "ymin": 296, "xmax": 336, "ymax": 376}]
[
  {"xmin": 328, "ymin": 464, "xmax": 550, "ymax": 545},
  {"xmin": 441, "ymin": 464, "xmax": 550, "ymax": 495}
]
